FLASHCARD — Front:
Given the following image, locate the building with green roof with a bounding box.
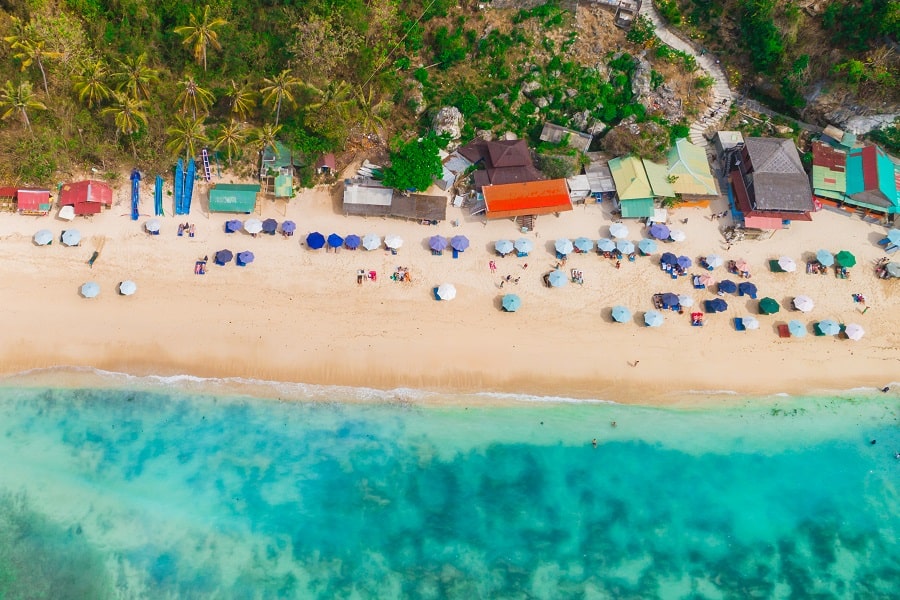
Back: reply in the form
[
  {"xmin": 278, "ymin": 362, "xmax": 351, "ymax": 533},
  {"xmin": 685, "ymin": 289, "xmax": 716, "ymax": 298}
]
[
  {"xmin": 665, "ymin": 138, "xmax": 718, "ymax": 198},
  {"xmin": 209, "ymin": 184, "xmax": 260, "ymax": 213},
  {"xmin": 812, "ymin": 140, "xmax": 899, "ymax": 215},
  {"xmin": 641, "ymin": 159, "xmax": 675, "ymax": 198},
  {"xmin": 608, "ymin": 155, "xmax": 655, "ymax": 218}
]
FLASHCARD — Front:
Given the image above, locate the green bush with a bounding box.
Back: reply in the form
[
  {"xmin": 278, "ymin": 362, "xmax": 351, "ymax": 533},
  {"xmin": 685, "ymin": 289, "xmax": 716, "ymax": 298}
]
[{"xmin": 655, "ymin": 0, "xmax": 683, "ymax": 25}]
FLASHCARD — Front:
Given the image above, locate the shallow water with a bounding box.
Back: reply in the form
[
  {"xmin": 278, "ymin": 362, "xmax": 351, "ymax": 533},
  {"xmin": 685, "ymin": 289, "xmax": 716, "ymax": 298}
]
[{"xmin": 0, "ymin": 381, "xmax": 897, "ymax": 599}]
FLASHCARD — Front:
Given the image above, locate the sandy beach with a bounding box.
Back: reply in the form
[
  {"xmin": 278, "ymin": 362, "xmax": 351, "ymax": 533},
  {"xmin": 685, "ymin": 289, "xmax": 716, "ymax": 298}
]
[{"xmin": 0, "ymin": 175, "xmax": 897, "ymax": 405}]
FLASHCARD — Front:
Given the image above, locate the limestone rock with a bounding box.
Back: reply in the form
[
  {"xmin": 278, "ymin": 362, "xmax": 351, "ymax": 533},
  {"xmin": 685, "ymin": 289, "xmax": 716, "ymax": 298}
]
[{"xmin": 432, "ymin": 106, "xmax": 464, "ymax": 141}]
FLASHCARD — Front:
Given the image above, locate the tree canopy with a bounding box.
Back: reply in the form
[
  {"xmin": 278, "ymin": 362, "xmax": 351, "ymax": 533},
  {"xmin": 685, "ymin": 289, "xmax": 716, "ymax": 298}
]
[{"xmin": 382, "ymin": 134, "xmax": 445, "ymax": 192}]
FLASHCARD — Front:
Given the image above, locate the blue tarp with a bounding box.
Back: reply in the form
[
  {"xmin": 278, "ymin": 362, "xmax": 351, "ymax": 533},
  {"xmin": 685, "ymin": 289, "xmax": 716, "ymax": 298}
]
[
  {"xmin": 174, "ymin": 159, "xmax": 184, "ymax": 215},
  {"xmin": 130, "ymin": 169, "xmax": 141, "ymax": 221},
  {"xmin": 183, "ymin": 158, "xmax": 196, "ymax": 214}
]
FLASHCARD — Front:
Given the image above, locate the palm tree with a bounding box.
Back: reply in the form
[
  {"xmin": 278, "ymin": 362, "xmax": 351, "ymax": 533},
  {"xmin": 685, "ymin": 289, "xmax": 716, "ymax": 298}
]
[
  {"xmin": 213, "ymin": 119, "xmax": 248, "ymax": 166},
  {"xmin": 225, "ymin": 79, "xmax": 256, "ymax": 120},
  {"xmin": 250, "ymin": 122, "xmax": 282, "ymax": 159},
  {"xmin": 176, "ymin": 75, "xmax": 215, "ymax": 119},
  {"xmin": 173, "ymin": 5, "xmax": 227, "ymax": 72},
  {"xmin": 112, "ymin": 54, "xmax": 159, "ymax": 101},
  {"xmin": 307, "ymin": 80, "xmax": 354, "ymax": 118},
  {"xmin": 260, "ymin": 70, "xmax": 303, "ymax": 127},
  {"xmin": 72, "ymin": 59, "xmax": 112, "ymax": 109},
  {"xmin": 101, "ymin": 93, "xmax": 148, "ymax": 158},
  {"xmin": 166, "ymin": 114, "xmax": 208, "ymax": 161},
  {"xmin": 354, "ymin": 85, "xmax": 388, "ymax": 137},
  {"xmin": 0, "ymin": 80, "xmax": 47, "ymax": 133},
  {"xmin": 6, "ymin": 38, "xmax": 62, "ymax": 96}
]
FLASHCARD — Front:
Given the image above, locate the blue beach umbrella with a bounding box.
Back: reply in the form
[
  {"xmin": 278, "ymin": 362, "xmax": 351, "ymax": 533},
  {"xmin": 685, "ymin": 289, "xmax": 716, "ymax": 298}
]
[
  {"xmin": 638, "ymin": 238, "xmax": 657, "ymax": 254},
  {"xmin": 431, "ymin": 235, "xmax": 449, "ymax": 252},
  {"xmin": 33, "ymin": 229, "xmax": 53, "ymax": 246},
  {"xmin": 306, "ymin": 232, "xmax": 326, "ymax": 249},
  {"xmin": 327, "ymin": 233, "xmax": 344, "ymax": 248},
  {"xmin": 717, "ymin": 280, "xmax": 738, "ymax": 294},
  {"xmin": 548, "ymin": 269, "xmax": 568, "ymax": 287},
  {"xmin": 644, "ymin": 310, "xmax": 664, "ymax": 327},
  {"xmin": 262, "ymin": 218, "xmax": 278, "ymax": 234},
  {"xmin": 225, "ymin": 219, "xmax": 243, "ymax": 233},
  {"xmin": 676, "ymin": 255, "xmax": 692, "ymax": 269},
  {"xmin": 214, "ymin": 249, "xmax": 233, "ymax": 265},
  {"xmin": 574, "ymin": 237, "xmax": 594, "ymax": 253},
  {"xmin": 495, "ymin": 239, "xmax": 514, "ymax": 255},
  {"xmin": 501, "ymin": 294, "xmax": 521, "ymax": 312},
  {"xmin": 816, "ymin": 249, "xmax": 834, "ymax": 266},
  {"xmin": 611, "ymin": 305, "xmax": 632, "ymax": 323},
  {"xmin": 450, "ymin": 235, "xmax": 469, "ymax": 252},
  {"xmin": 788, "ymin": 320, "xmax": 807, "ymax": 338},
  {"xmin": 344, "ymin": 234, "xmax": 361, "ymax": 249},
  {"xmin": 61, "ymin": 229, "xmax": 82, "ymax": 246},
  {"xmin": 817, "ymin": 319, "xmax": 841, "ymax": 335},
  {"xmin": 555, "ymin": 238, "xmax": 574, "ymax": 256},
  {"xmin": 362, "ymin": 233, "xmax": 381, "ymax": 251},
  {"xmin": 706, "ymin": 298, "xmax": 728, "ymax": 313},
  {"xmin": 616, "ymin": 240, "xmax": 635, "ymax": 255},
  {"xmin": 649, "ymin": 224, "xmax": 670, "ymax": 240},
  {"xmin": 660, "ymin": 252, "xmax": 678, "ymax": 266},
  {"xmin": 80, "ymin": 281, "xmax": 100, "ymax": 298},
  {"xmin": 236, "ymin": 251, "xmax": 255, "ymax": 266},
  {"xmin": 281, "ymin": 220, "xmax": 296, "ymax": 234},
  {"xmin": 597, "ymin": 238, "xmax": 616, "ymax": 252},
  {"xmin": 738, "ymin": 282, "xmax": 757, "ymax": 297},
  {"xmin": 514, "ymin": 238, "xmax": 533, "ymax": 254}
]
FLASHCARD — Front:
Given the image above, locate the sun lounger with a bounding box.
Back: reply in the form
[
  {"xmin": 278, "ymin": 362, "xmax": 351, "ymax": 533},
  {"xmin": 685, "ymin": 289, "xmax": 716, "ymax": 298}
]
[
  {"xmin": 734, "ymin": 318, "xmax": 746, "ymax": 331},
  {"xmin": 369, "ymin": 270, "xmax": 377, "ymax": 281},
  {"xmin": 777, "ymin": 324, "xmax": 790, "ymax": 338},
  {"xmin": 88, "ymin": 251, "xmax": 99, "ymax": 268},
  {"xmin": 769, "ymin": 260, "xmax": 786, "ymax": 273},
  {"xmin": 453, "ymin": 249, "xmax": 459, "ymax": 259},
  {"xmin": 194, "ymin": 260, "xmax": 206, "ymax": 275},
  {"xmin": 886, "ymin": 244, "xmax": 899, "ymax": 254},
  {"xmin": 517, "ymin": 251, "xmax": 528, "ymax": 258},
  {"xmin": 691, "ymin": 313, "xmax": 704, "ymax": 327}
]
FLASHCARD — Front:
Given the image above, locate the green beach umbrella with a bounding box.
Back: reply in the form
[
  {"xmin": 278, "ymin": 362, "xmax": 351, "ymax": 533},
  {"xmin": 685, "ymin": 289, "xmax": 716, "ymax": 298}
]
[
  {"xmin": 835, "ymin": 250, "xmax": 856, "ymax": 268},
  {"xmin": 759, "ymin": 297, "xmax": 780, "ymax": 315}
]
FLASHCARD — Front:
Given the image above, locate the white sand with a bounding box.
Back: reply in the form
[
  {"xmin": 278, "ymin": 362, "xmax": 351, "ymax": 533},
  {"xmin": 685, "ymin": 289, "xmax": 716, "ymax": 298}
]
[{"xmin": 0, "ymin": 177, "xmax": 897, "ymax": 405}]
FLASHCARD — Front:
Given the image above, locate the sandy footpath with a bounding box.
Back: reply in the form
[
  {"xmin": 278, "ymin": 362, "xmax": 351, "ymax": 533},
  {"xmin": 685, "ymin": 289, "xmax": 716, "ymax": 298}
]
[{"xmin": 0, "ymin": 176, "xmax": 897, "ymax": 405}]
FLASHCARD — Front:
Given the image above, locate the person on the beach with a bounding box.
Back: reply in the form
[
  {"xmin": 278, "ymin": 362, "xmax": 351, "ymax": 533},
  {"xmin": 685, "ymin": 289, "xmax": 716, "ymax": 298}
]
[
  {"xmin": 592, "ymin": 439, "xmax": 597, "ymax": 448},
  {"xmin": 615, "ymin": 260, "xmax": 621, "ymax": 269},
  {"xmin": 522, "ymin": 263, "xmax": 528, "ymax": 270},
  {"xmin": 611, "ymin": 421, "xmax": 617, "ymax": 428}
]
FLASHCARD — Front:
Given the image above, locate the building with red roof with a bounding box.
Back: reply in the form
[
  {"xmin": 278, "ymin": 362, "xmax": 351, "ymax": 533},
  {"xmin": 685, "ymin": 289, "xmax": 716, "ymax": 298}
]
[
  {"xmin": 0, "ymin": 187, "xmax": 52, "ymax": 215},
  {"xmin": 482, "ymin": 179, "xmax": 572, "ymax": 220},
  {"xmin": 58, "ymin": 180, "xmax": 113, "ymax": 216}
]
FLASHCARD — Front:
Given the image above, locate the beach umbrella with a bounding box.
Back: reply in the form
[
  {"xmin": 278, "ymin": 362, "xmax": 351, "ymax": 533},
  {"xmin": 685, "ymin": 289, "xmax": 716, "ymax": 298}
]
[
  {"xmin": 738, "ymin": 282, "xmax": 757, "ymax": 297},
  {"xmin": 616, "ymin": 240, "xmax": 635, "ymax": 255},
  {"xmin": 574, "ymin": 237, "xmax": 594, "ymax": 253},
  {"xmin": 237, "ymin": 251, "xmax": 255, "ymax": 266},
  {"xmin": 777, "ymin": 256, "xmax": 797, "ymax": 272},
  {"xmin": 707, "ymin": 298, "xmax": 728, "ymax": 313},
  {"xmin": 660, "ymin": 292, "xmax": 680, "ymax": 308},
  {"xmin": 514, "ymin": 238, "xmax": 533, "ymax": 254},
  {"xmin": 215, "ymin": 249, "xmax": 233, "ymax": 264},
  {"xmin": 436, "ymin": 283, "xmax": 456, "ymax": 301},
  {"xmin": 501, "ymin": 294, "xmax": 521, "ymax": 312},
  {"xmin": 718, "ymin": 280, "xmax": 737, "ymax": 294},
  {"xmin": 705, "ymin": 254, "xmax": 724, "ymax": 268},
  {"xmin": 548, "ymin": 269, "xmax": 568, "ymax": 287},
  {"xmin": 844, "ymin": 323, "xmax": 865, "ymax": 341},
  {"xmin": 609, "ymin": 223, "xmax": 629, "ymax": 239},
  {"xmin": 676, "ymin": 255, "xmax": 692, "ymax": 269},
  {"xmin": 644, "ymin": 310, "xmax": 664, "ymax": 327},
  {"xmin": 244, "ymin": 219, "xmax": 263, "ymax": 234},
  {"xmin": 611, "ymin": 305, "xmax": 632, "ymax": 323},
  {"xmin": 759, "ymin": 297, "xmax": 780, "ymax": 315},
  {"xmin": 450, "ymin": 235, "xmax": 469, "ymax": 252},
  {"xmin": 669, "ymin": 229, "xmax": 686, "ymax": 242},
  {"xmin": 344, "ymin": 234, "xmax": 361, "ymax": 249},
  {"xmin": 225, "ymin": 219, "xmax": 243, "ymax": 233},
  {"xmin": 495, "ymin": 239, "xmax": 514, "ymax": 255},
  {"xmin": 887, "ymin": 229, "xmax": 900, "ymax": 244},
  {"xmin": 362, "ymin": 233, "xmax": 381, "ymax": 251},
  {"xmin": 638, "ymin": 238, "xmax": 657, "ymax": 254},
  {"xmin": 306, "ymin": 232, "xmax": 325, "ymax": 250},
  {"xmin": 145, "ymin": 218, "xmax": 160, "ymax": 233},
  {"xmin": 698, "ymin": 273, "xmax": 716, "ymax": 286},
  {"xmin": 660, "ymin": 252, "xmax": 678, "ymax": 266},
  {"xmin": 597, "ymin": 238, "xmax": 616, "ymax": 252},
  {"xmin": 33, "ymin": 229, "xmax": 53, "ymax": 246},
  {"xmin": 281, "ymin": 221, "xmax": 296, "ymax": 234},
  {"xmin": 327, "ymin": 233, "xmax": 344, "ymax": 248},
  {"xmin": 385, "ymin": 235, "xmax": 404, "ymax": 249},
  {"xmin": 430, "ymin": 235, "xmax": 449, "ymax": 251},
  {"xmin": 815, "ymin": 249, "xmax": 834, "ymax": 266},
  {"xmin": 649, "ymin": 223, "xmax": 670, "ymax": 239},
  {"xmin": 262, "ymin": 219, "xmax": 278, "ymax": 234},
  {"xmin": 58, "ymin": 205, "xmax": 75, "ymax": 221},
  {"xmin": 742, "ymin": 315, "xmax": 760, "ymax": 330},
  {"xmin": 885, "ymin": 262, "xmax": 900, "ymax": 278},
  {"xmin": 788, "ymin": 320, "xmax": 807, "ymax": 338},
  {"xmin": 792, "ymin": 295, "xmax": 815, "ymax": 313},
  {"xmin": 677, "ymin": 294, "xmax": 694, "ymax": 307},
  {"xmin": 834, "ymin": 250, "xmax": 856, "ymax": 268},
  {"xmin": 80, "ymin": 281, "xmax": 100, "ymax": 298},
  {"xmin": 555, "ymin": 238, "xmax": 574, "ymax": 256},
  {"xmin": 61, "ymin": 229, "xmax": 82, "ymax": 246},
  {"xmin": 817, "ymin": 319, "xmax": 841, "ymax": 336},
  {"xmin": 735, "ymin": 259, "xmax": 750, "ymax": 273},
  {"xmin": 118, "ymin": 280, "xmax": 137, "ymax": 296}
]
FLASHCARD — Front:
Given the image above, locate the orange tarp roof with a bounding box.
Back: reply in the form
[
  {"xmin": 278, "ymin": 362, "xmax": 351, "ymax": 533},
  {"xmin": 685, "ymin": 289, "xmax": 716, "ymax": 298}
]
[{"xmin": 483, "ymin": 179, "xmax": 572, "ymax": 216}]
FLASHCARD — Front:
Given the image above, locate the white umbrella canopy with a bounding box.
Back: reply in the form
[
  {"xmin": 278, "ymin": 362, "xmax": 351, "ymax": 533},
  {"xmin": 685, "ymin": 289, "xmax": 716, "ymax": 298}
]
[
  {"xmin": 677, "ymin": 294, "xmax": 694, "ymax": 307},
  {"xmin": 145, "ymin": 219, "xmax": 160, "ymax": 233},
  {"xmin": 705, "ymin": 254, "xmax": 724, "ymax": 268},
  {"xmin": 58, "ymin": 205, "xmax": 75, "ymax": 221},
  {"xmin": 362, "ymin": 233, "xmax": 381, "ymax": 251},
  {"xmin": 555, "ymin": 238, "xmax": 574, "ymax": 255},
  {"xmin": 669, "ymin": 229, "xmax": 686, "ymax": 242},
  {"xmin": 742, "ymin": 316, "xmax": 760, "ymax": 330},
  {"xmin": 436, "ymin": 283, "xmax": 456, "ymax": 301},
  {"xmin": 609, "ymin": 223, "xmax": 629, "ymax": 239},
  {"xmin": 119, "ymin": 280, "xmax": 137, "ymax": 296},
  {"xmin": 61, "ymin": 229, "xmax": 82, "ymax": 246},
  {"xmin": 845, "ymin": 323, "xmax": 865, "ymax": 341},
  {"xmin": 80, "ymin": 281, "xmax": 100, "ymax": 298},
  {"xmin": 384, "ymin": 235, "xmax": 404, "ymax": 249},
  {"xmin": 33, "ymin": 229, "xmax": 53, "ymax": 246},
  {"xmin": 792, "ymin": 295, "xmax": 815, "ymax": 313},
  {"xmin": 778, "ymin": 256, "xmax": 797, "ymax": 272},
  {"xmin": 244, "ymin": 219, "xmax": 263, "ymax": 234}
]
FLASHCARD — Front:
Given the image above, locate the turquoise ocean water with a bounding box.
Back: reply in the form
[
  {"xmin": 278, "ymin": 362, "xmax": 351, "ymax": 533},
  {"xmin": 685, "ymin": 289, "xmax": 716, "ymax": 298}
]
[{"xmin": 0, "ymin": 372, "xmax": 898, "ymax": 599}]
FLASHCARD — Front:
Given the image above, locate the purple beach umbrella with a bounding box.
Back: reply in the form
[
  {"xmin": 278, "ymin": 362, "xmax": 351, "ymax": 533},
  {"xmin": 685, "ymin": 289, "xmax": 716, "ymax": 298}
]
[
  {"xmin": 236, "ymin": 251, "xmax": 255, "ymax": 266},
  {"xmin": 430, "ymin": 235, "xmax": 448, "ymax": 251},
  {"xmin": 214, "ymin": 249, "xmax": 233, "ymax": 265},
  {"xmin": 344, "ymin": 234, "xmax": 361, "ymax": 249},
  {"xmin": 450, "ymin": 235, "xmax": 470, "ymax": 252},
  {"xmin": 649, "ymin": 224, "xmax": 671, "ymax": 240},
  {"xmin": 660, "ymin": 252, "xmax": 678, "ymax": 266},
  {"xmin": 262, "ymin": 218, "xmax": 278, "ymax": 234},
  {"xmin": 225, "ymin": 219, "xmax": 243, "ymax": 233},
  {"xmin": 676, "ymin": 255, "xmax": 692, "ymax": 269},
  {"xmin": 281, "ymin": 220, "xmax": 296, "ymax": 234}
]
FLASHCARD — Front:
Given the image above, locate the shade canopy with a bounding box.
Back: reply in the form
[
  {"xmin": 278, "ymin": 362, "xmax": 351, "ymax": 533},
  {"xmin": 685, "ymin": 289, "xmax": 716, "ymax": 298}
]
[
  {"xmin": 145, "ymin": 219, "xmax": 160, "ymax": 233},
  {"xmin": 225, "ymin": 219, "xmax": 243, "ymax": 233},
  {"xmin": 792, "ymin": 295, "xmax": 814, "ymax": 313},
  {"xmin": 718, "ymin": 280, "xmax": 737, "ymax": 294},
  {"xmin": 430, "ymin": 235, "xmax": 449, "ymax": 251},
  {"xmin": 385, "ymin": 235, "xmax": 404, "ymax": 249},
  {"xmin": 817, "ymin": 319, "xmax": 841, "ymax": 335},
  {"xmin": 33, "ymin": 229, "xmax": 53, "ymax": 246},
  {"xmin": 649, "ymin": 224, "xmax": 670, "ymax": 239},
  {"xmin": 555, "ymin": 238, "xmax": 574, "ymax": 255},
  {"xmin": 844, "ymin": 323, "xmax": 865, "ymax": 341},
  {"xmin": 436, "ymin": 283, "xmax": 456, "ymax": 301},
  {"xmin": 660, "ymin": 292, "xmax": 680, "ymax": 307},
  {"xmin": 735, "ymin": 259, "xmax": 750, "ymax": 273},
  {"xmin": 80, "ymin": 281, "xmax": 99, "ymax": 298},
  {"xmin": 706, "ymin": 298, "xmax": 728, "ymax": 313},
  {"xmin": 58, "ymin": 205, "xmax": 75, "ymax": 221},
  {"xmin": 885, "ymin": 262, "xmax": 900, "ymax": 278},
  {"xmin": 698, "ymin": 273, "xmax": 715, "ymax": 286},
  {"xmin": 616, "ymin": 240, "xmax": 635, "ymax": 255},
  {"xmin": 244, "ymin": 219, "xmax": 263, "ymax": 234},
  {"xmin": 668, "ymin": 229, "xmax": 686, "ymax": 242},
  {"xmin": 742, "ymin": 316, "xmax": 760, "ymax": 330},
  {"xmin": 548, "ymin": 269, "xmax": 568, "ymax": 287},
  {"xmin": 281, "ymin": 220, "xmax": 296, "ymax": 234},
  {"xmin": 705, "ymin": 254, "xmax": 724, "ymax": 268},
  {"xmin": 514, "ymin": 238, "xmax": 533, "ymax": 253},
  {"xmin": 638, "ymin": 238, "xmax": 657, "ymax": 254},
  {"xmin": 778, "ymin": 256, "xmax": 797, "ymax": 272},
  {"xmin": 738, "ymin": 282, "xmax": 757, "ymax": 297},
  {"xmin": 450, "ymin": 235, "xmax": 469, "ymax": 251},
  {"xmin": 834, "ymin": 250, "xmax": 856, "ymax": 268},
  {"xmin": 495, "ymin": 239, "xmax": 514, "ymax": 255},
  {"xmin": 677, "ymin": 294, "xmax": 694, "ymax": 307},
  {"xmin": 644, "ymin": 310, "xmax": 664, "ymax": 327},
  {"xmin": 306, "ymin": 232, "xmax": 325, "ymax": 249},
  {"xmin": 660, "ymin": 252, "xmax": 678, "ymax": 266},
  {"xmin": 887, "ymin": 229, "xmax": 900, "ymax": 244},
  {"xmin": 344, "ymin": 234, "xmax": 361, "ymax": 249},
  {"xmin": 574, "ymin": 237, "xmax": 594, "ymax": 253},
  {"xmin": 815, "ymin": 249, "xmax": 834, "ymax": 267},
  {"xmin": 609, "ymin": 223, "xmax": 629, "ymax": 239},
  {"xmin": 362, "ymin": 233, "xmax": 381, "ymax": 251},
  {"xmin": 501, "ymin": 294, "xmax": 521, "ymax": 312},
  {"xmin": 788, "ymin": 320, "xmax": 806, "ymax": 337},
  {"xmin": 215, "ymin": 249, "xmax": 233, "ymax": 264},
  {"xmin": 597, "ymin": 238, "xmax": 616, "ymax": 252},
  {"xmin": 262, "ymin": 218, "xmax": 278, "ymax": 234},
  {"xmin": 327, "ymin": 233, "xmax": 344, "ymax": 248},
  {"xmin": 61, "ymin": 229, "xmax": 81, "ymax": 246},
  {"xmin": 759, "ymin": 297, "xmax": 780, "ymax": 315},
  {"xmin": 118, "ymin": 280, "xmax": 137, "ymax": 296},
  {"xmin": 237, "ymin": 251, "xmax": 255, "ymax": 265},
  {"xmin": 676, "ymin": 255, "xmax": 692, "ymax": 269},
  {"xmin": 611, "ymin": 305, "xmax": 632, "ymax": 323}
]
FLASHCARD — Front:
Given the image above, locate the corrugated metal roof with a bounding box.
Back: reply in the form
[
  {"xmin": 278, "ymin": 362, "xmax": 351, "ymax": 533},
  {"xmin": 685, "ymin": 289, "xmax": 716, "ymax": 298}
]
[
  {"xmin": 483, "ymin": 179, "xmax": 572, "ymax": 214},
  {"xmin": 609, "ymin": 156, "xmax": 652, "ymax": 200},
  {"xmin": 666, "ymin": 138, "xmax": 718, "ymax": 196},
  {"xmin": 811, "ymin": 141, "xmax": 846, "ymax": 195},
  {"xmin": 642, "ymin": 160, "xmax": 675, "ymax": 197},
  {"xmin": 620, "ymin": 197, "xmax": 655, "ymax": 218}
]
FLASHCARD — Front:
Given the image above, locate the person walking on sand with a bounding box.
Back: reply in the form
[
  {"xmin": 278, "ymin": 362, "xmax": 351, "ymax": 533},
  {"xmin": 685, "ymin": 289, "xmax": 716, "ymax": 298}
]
[{"xmin": 489, "ymin": 260, "xmax": 496, "ymax": 273}]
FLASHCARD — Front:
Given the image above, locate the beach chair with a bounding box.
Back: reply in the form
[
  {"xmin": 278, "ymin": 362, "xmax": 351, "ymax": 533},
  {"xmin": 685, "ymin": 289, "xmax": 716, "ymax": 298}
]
[
  {"xmin": 432, "ymin": 287, "xmax": 440, "ymax": 300},
  {"xmin": 878, "ymin": 237, "xmax": 889, "ymax": 246},
  {"xmin": 769, "ymin": 260, "xmax": 786, "ymax": 273},
  {"xmin": 368, "ymin": 270, "xmax": 377, "ymax": 281},
  {"xmin": 517, "ymin": 251, "xmax": 528, "ymax": 258},
  {"xmin": 194, "ymin": 260, "xmax": 206, "ymax": 275},
  {"xmin": 886, "ymin": 244, "xmax": 899, "ymax": 254},
  {"xmin": 734, "ymin": 318, "xmax": 746, "ymax": 331},
  {"xmin": 453, "ymin": 249, "xmax": 459, "ymax": 259},
  {"xmin": 777, "ymin": 324, "xmax": 790, "ymax": 338},
  {"xmin": 88, "ymin": 251, "xmax": 99, "ymax": 268},
  {"xmin": 691, "ymin": 313, "xmax": 704, "ymax": 327}
]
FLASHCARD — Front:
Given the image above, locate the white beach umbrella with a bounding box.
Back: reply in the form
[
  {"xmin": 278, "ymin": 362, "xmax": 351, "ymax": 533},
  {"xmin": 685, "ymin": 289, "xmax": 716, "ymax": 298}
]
[
  {"xmin": 61, "ymin": 229, "xmax": 82, "ymax": 246},
  {"xmin": 436, "ymin": 283, "xmax": 456, "ymax": 301},
  {"xmin": 742, "ymin": 316, "xmax": 760, "ymax": 330},
  {"xmin": 844, "ymin": 323, "xmax": 865, "ymax": 341},
  {"xmin": 792, "ymin": 295, "xmax": 815, "ymax": 313},
  {"xmin": 244, "ymin": 219, "xmax": 263, "ymax": 234},
  {"xmin": 705, "ymin": 254, "xmax": 724, "ymax": 268},
  {"xmin": 677, "ymin": 294, "xmax": 694, "ymax": 307},
  {"xmin": 119, "ymin": 280, "xmax": 137, "ymax": 296},
  {"xmin": 58, "ymin": 205, "xmax": 75, "ymax": 221},
  {"xmin": 555, "ymin": 238, "xmax": 574, "ymax": 255},
  {"xmin": 362, "ymin": 233, "xmax": 381, "ymax": 251},
  {"xmin": 609, "ymin": 223, "xmax": 629, "ymax": 239},
  {"xmin": 145, "ymin": 219, "xmax": 160, "ymax": 233},
  {"xmin": 778, "ymin": 256, "xmax": 797, "ymax": 272},
  {"xmin": 33, "ymin": 229, "xmax": 53, "ymax": 246},
  {"xmin": 80, "ymin": 281, "xmax": 100, "ymax": 298},
  {"xmin": 384, "ymin": 235, "xmax": 403, "ymax": 249},
  {"xmin": 669, "ymin": 229, "xmax": 686, "ymax": 242}
]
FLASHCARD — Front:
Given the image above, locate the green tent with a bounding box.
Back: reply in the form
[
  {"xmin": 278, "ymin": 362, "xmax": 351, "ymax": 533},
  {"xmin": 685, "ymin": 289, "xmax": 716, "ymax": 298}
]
[{"xmin": 209, "ymin": 184, "xmax": 260, "ymax": 213}]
